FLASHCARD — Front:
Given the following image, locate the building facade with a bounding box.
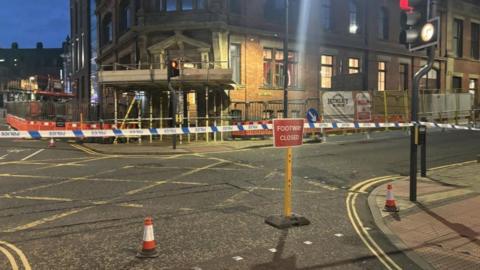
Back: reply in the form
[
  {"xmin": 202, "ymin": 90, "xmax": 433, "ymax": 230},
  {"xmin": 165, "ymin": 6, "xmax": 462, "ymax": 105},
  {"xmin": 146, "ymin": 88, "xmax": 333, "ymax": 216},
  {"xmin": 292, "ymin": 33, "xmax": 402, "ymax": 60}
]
[
  {"xmin": 0, "ymin": 42, "xmax": 63, "ymax": 107},
  {"xmin": 95, "ymin": 0, "xmax": 480, "ymax": 124},
  {"xmin": 70, "ymin": 0, "xmax": 100, "ymax": 115}
]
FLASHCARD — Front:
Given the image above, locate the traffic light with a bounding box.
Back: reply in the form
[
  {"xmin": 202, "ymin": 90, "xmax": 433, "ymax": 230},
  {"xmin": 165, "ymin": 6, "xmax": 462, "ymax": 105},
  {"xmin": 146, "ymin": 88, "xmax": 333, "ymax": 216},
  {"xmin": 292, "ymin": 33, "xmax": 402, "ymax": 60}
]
[
  {"xmin": 400, "ymin": 0, "xmax": 439, "ymax": 52},
  {"xmin": 167, "ymin": 60, "xmax": 180, "ymax": 78}
]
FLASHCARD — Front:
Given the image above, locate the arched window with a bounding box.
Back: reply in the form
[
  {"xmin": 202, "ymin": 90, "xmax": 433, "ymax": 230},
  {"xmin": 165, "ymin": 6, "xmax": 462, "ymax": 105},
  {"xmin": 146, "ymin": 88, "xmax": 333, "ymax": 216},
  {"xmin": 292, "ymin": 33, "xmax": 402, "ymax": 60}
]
[
  {"xmin": 102, "ymin": 13, "xmax": 113, "ymax": 46},
  {"xmin": 378, "ymin": 7, "xmax": 389, "ymax": 40},
  {"xmin": 349, "ymin": 0, "xmax": 359, "ymax": 34},
  {"xmin": 119, "ymin": 0, "xmax": 132, "ymax": 34}
]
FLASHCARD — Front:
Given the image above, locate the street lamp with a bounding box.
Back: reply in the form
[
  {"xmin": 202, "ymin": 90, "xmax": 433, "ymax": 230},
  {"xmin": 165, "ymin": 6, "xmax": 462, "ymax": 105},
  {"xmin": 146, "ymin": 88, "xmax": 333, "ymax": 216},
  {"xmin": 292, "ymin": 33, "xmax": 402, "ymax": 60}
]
[{"xmin": 283, "ymin": 0, "xmax": 289, "ymax": 119}]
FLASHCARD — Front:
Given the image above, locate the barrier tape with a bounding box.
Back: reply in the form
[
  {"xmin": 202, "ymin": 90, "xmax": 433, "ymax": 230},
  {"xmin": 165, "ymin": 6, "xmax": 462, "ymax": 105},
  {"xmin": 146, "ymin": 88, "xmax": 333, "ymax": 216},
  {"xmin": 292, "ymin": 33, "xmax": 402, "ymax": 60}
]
[{"xmin": 0, "ymin": 122, "xmax": 478, "ymax": 139}]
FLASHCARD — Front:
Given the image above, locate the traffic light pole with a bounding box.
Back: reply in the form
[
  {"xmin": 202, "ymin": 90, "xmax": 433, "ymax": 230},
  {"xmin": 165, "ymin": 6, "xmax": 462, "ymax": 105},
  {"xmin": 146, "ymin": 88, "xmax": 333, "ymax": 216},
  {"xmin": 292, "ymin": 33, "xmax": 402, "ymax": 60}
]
[
  {"xmin": 167, "ymin": 54, "xmax": 177, "ymax": 150},
  {"xmin": 283, "ymin": 0, "xmax": 289, "ymax": 119},
  {"xmin": 410, "ymin": 43, "xmax": 435, "ymax": 203}
]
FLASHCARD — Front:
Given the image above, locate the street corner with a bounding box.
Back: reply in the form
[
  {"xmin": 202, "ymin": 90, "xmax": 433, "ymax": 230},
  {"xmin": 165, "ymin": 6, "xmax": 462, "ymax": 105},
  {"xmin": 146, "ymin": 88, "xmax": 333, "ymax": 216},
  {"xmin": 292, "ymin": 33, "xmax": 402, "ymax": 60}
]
[{"xmin": 367, "ymin": 162, "xmax": 480, "ymax": 270}]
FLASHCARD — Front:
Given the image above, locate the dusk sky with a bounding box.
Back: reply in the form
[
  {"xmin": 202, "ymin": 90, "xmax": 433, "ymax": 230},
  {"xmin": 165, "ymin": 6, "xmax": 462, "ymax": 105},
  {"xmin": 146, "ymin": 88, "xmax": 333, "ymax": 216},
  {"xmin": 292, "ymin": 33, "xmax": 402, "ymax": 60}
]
[{"xmin": 0, "ymin": 0, "xmax": 70, "ymax": 49}]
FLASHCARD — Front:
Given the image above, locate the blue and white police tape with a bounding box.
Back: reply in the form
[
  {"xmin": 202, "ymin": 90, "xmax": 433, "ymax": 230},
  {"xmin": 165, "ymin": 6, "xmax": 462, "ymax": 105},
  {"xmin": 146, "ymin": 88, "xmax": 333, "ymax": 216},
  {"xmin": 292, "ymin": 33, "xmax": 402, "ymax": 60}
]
[{"xmin": 0, "ymin": 122, "xmax": 478, "ymax": 139}]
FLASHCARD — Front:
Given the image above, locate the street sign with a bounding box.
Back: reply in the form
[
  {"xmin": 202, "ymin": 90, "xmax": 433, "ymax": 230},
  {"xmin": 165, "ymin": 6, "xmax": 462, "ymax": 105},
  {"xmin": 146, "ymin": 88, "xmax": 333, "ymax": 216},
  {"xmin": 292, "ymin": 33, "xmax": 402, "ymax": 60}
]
[
  {"xmin": 306, "ymin": 108, "xmax": 319, "ymax": 124},
  {"xmin": 273, "ymin": 119, "xmax": 304, "ymax": 148}
]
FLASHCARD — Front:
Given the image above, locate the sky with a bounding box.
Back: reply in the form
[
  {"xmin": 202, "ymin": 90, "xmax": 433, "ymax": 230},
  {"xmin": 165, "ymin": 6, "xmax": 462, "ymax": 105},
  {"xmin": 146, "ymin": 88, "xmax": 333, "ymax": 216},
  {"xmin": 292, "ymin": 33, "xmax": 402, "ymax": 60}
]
[{"xmin": 0, "ymin": 0, "xmax": 70, "ymax": 49}]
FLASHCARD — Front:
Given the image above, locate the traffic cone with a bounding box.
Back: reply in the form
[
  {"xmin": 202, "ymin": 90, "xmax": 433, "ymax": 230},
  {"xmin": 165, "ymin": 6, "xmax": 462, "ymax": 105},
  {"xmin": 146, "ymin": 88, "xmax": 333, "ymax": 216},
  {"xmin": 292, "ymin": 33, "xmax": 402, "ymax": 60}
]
[
  {"xmin": 384, "ymin": 184, "xmax": 399, "ymax": 212},
  {"xmin": 136, "ymin": 217, "xmax": 159, "ymax": 258},
  {"xmin": 48, "ymin": 138, "xmax": 56, "ymax": 148}
]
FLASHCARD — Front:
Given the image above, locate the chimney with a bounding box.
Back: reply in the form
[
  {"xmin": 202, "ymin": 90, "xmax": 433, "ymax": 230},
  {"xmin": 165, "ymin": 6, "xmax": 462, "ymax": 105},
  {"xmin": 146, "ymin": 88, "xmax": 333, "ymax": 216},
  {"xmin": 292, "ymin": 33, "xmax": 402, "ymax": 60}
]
[
  {"xmin": 11, "ymin": 42, "xmax": 18, "ymax": 49},
  {"xmin": 36, "ymin": 42, "xmax": 43, "ymax": 49}
]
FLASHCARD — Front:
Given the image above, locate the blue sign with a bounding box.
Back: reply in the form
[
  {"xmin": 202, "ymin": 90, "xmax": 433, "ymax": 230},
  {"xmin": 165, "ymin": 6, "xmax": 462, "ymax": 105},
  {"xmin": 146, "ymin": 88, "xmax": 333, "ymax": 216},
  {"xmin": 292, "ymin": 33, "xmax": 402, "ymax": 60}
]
[{"xmin": 306, "ymin": 108, "xmax": 319, "ymax": 123}]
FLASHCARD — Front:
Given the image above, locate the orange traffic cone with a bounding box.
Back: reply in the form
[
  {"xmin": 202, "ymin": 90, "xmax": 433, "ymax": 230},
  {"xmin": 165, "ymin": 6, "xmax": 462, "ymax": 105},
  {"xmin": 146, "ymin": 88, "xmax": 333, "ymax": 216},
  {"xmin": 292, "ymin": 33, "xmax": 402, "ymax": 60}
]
[
  {"xmin": 48, "ymin": 138, "xmax": 56, "ymax": 148},
  {"xmin": 136, "ymin": 217, "xmax": 159, "ymax": 258},
  {"xmin": 384, "ymin": 184, "xmax": 399, "ymax": 212}
]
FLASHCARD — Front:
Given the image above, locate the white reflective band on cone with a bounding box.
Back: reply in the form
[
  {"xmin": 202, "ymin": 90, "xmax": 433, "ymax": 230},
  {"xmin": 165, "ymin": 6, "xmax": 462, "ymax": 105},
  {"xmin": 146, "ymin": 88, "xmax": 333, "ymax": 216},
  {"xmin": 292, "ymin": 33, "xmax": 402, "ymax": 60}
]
[{"xmin": 143, "ymin": 225, "xmax": 155, "ymax": 242}]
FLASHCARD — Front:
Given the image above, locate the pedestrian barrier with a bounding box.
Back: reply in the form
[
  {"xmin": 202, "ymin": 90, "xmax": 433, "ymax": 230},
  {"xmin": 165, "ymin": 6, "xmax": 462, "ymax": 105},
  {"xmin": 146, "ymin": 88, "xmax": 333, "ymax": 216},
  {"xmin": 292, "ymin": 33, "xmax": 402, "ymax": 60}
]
[{"xmin": 0, "ymin": 121, "xmax": 478, "ymax": 139}]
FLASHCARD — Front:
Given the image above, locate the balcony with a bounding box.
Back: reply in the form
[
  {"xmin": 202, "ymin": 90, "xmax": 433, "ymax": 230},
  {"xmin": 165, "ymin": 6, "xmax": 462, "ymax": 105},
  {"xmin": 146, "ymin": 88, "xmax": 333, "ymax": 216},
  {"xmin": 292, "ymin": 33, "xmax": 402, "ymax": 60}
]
[{"xmin": 98, "ymin": 61, "xmax": 234, "ymax": 90}]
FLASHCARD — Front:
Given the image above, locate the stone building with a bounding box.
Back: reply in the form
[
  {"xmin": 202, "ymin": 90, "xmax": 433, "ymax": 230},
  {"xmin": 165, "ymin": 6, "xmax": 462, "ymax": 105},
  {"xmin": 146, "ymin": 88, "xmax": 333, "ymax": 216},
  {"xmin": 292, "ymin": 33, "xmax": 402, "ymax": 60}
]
[{"xmin": 95, "ymin": 0, "xmax": 480, "ymax": 124}]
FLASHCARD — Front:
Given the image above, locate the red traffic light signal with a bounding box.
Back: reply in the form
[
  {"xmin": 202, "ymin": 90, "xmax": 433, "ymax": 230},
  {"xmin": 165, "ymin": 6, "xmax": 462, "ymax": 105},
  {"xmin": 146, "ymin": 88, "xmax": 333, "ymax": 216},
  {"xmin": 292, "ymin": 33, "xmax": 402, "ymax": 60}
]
[{"xmin": 168, "ymin": 60, "xmax": 180, "ymax": 78}]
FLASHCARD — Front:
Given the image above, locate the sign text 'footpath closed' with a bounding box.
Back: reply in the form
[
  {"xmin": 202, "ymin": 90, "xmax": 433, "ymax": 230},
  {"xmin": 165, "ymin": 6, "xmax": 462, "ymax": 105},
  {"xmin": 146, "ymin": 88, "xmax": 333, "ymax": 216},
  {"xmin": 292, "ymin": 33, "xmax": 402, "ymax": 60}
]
[{"xmin": 273, "ymin": 119, "xmax": 305, "ymax": 148}]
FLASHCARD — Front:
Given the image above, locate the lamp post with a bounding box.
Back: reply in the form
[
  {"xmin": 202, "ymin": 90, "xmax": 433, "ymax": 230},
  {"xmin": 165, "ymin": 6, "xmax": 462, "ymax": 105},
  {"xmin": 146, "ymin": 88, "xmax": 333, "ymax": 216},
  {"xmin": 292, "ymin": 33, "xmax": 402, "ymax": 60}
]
[{"xmin": 283, "ymin": 0, "xmax": 289, "ymax": 119}]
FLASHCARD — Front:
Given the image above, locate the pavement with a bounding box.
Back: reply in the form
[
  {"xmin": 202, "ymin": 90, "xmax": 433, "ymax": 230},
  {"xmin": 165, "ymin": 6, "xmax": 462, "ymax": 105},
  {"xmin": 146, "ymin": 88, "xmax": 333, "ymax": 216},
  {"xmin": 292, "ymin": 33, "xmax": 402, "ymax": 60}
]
[{"xmin": 369, "ymin": 161, "xmax": 480, "ymax": 269}]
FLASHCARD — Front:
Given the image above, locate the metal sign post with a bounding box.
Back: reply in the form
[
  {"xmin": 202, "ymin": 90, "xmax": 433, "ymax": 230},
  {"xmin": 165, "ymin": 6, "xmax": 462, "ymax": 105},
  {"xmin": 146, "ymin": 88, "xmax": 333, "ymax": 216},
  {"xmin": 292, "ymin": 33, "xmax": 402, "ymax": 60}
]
[{"xmin": 266, "ymin": 119, "xmax": 310, "ymax": 229}]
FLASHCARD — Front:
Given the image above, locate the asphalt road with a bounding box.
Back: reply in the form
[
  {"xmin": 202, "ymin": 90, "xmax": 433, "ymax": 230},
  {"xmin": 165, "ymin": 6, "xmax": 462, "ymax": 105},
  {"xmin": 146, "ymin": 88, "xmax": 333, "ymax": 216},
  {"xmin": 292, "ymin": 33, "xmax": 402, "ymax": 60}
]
[{"xmin": 0, "ymin": 129, "xmax": 478, "ymax": 270}]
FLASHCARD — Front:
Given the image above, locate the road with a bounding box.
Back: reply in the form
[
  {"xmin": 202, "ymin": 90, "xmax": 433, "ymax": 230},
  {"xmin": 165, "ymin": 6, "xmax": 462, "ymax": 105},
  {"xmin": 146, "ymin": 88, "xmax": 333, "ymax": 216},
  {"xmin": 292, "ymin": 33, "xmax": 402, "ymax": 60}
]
[{"xmin": 0, "ymin": 129, "xmax": 477, "ymax": 270}]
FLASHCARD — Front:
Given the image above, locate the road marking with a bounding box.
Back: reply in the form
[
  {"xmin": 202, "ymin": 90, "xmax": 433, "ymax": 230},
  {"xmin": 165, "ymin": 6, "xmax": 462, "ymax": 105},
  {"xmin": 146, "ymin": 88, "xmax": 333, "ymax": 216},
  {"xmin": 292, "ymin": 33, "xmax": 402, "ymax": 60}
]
[
  {"xmin": 232, "ymin": 256, "xmax": 244, "ymax": 261},
  {"xmin": 0, "ymin": 194, "xmax": 73, "ymax": 202},
  {"xmin": 347, "ymin": 176, "xmax": 402, "ymax": 270},
  {"xmin": 334, "ymin": 233, "xmax": 344, "ymax": 237},
  {"xmin": 0, "ymin": 245, "xmax": 19, "ymax": 270},
  {"xmin": 70, "ymin": 144, "xmax": 111, "ymax": 157},
  {"xmin": 268, "ymin": 248, "xmax": 277, "ymax": 253},
  {"xmin": 3, "ymin": 206, "xmax": 93, "ymax": 233},
  {"xmin": 303, "ymin": 241, "xmax": 312, "ymax": 245},
  {"xmin": 0, "ymin": 240, "xmax": 32, "ymax": 270},
  {"xmin": 36, "ymin": 156, "xmax": 112, "ymax": 170},
  {"xmin": 0, "ymin": 154, "xmax": 8, "ymax": 160},
  {"xmin": 125, "ymin": 181, "xmax": 167, "ymax": 195},
  {"xmin": 20, "ymin": 149, "xmax": 44, "ymax": 161}
]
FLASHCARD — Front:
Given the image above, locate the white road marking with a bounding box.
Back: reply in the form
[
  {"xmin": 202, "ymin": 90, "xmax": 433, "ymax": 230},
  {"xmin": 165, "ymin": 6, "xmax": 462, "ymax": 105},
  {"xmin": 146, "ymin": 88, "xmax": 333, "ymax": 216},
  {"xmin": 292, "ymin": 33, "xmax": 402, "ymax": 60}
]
[
  {"xmin": 334, "ymin": 233, "xmax": 344, "ymax": 237},
  {"xmin": 232, "ymin": 256, "xmax": 244, "ymax": 261},
  {"xmin": 20, "ymin": 149, "xmax": 44, "ymax": 161},
  {"xmin": 268, "ymin": 248, "xmax": 277, "ymax": 253},
  {"xmin": 303, "ymin": 241, "xmax": 313, "ymax": 245},
  {"xmin": 0, "ymin": 154, "xmax": 8, "ymax": 160}
]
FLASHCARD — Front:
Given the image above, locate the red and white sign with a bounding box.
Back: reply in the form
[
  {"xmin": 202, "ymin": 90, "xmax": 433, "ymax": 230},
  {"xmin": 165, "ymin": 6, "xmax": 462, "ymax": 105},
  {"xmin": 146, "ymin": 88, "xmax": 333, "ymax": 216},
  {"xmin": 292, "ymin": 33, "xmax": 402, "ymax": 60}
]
[{"xmin": 273, "ymin": 119, "xmax": 304, "ymax": 148}]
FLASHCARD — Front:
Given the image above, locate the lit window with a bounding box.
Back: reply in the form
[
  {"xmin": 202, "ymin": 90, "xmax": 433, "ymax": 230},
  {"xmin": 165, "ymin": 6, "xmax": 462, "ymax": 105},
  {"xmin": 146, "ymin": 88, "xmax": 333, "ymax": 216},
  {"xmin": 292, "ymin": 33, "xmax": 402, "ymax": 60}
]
[
  {"xmin": 0, "ymin": 59, "xmax": 5, "ymax": 62},
  {"xmin": 320, "ymin": 55, "xmax": 334, "ymax": 88},
  {"xmin": 378, "ymin": 62, "xmax": 386, "ymax": 91},
  {"xmin": 348, "ymin": 58, "xmax": 360, "ymax": 74},
  {"xmin": 263, "ymin": 48, "xmax": 299, "ymax": 88},
  {"xmin": 349, "ymin": 0, "xmax": 359, "ymax": 34},
  {"xmin": 469, "ymin": 79, "xmax": 478, "ymax": 92}
]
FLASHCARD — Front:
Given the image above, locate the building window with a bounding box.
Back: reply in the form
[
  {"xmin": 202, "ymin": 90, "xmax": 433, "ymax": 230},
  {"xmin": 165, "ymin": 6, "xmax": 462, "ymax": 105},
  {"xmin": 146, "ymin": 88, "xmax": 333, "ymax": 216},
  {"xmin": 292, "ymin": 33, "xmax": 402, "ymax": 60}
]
[
  {"xmin": 263, "ymin": 48, "xmax": 298, "ymax": 88},
  {"xmin": 348, "ymin": 58, "xmax": 360, "ymax": 74},
  {"xmin": 166, "ymin": 0, "xmax": 177, "ymax": 11},
  {"xmin": 181, "ymin": 0, "xmax": 193, "ymax": 10},
  {"xmin": 349, "ymin": 0, "xmax": 359, "ymax": 34},
  {"xmin": 320, "ymin": 55, "xmax": 334, "ymax": 89},
  {"xmin": 399, "ymin": 64, "xmax": 408, "ymax": 91},
  {"xmin": 378, "ymin": 62, "xmax": 386, "ymax": 91},
  {"xmin": 471, "ymin": 23, "xmax": 480, "ymax": 60},
  {"xmin": 453, "ymin": 19, "xmax": 463, "ymax": 57},
  {"xmin": 156, "ymin": 0, "xmax": 165, "ymax": 11},
  {"xmin": 452, "ymin": 76, "xmax": 462, "ymax": 91},
  {"xmin": 263, "ymin": 48, "xmax": 273, "ymax": 86},
  {"xmin": 287, "ymin": 51, "xmax": 299, "ymax": 87},
  {"xmin": 119, "ymin": 0, "xmax": 132, "ymax": 33},
  {"xmin": 320, "ymin": 0, "xmax": 331, "ymax": 30},
  {"xmin": 378, "ymin": 7, "xmax": 389, "ymax": 40},
  {"xmin": 229, "ymin": 0, "xmax": 241, "ymax": 14},
  {"xmin": 469, "ymin": 78, "xmax": 478, "ymax": 93},
  {"xmin": 230, "ymin": 44, "xmax": 241, "ymax": 84},
  {"xmin": 102, "ymin": 13, "xmax": 113, "ymax": 45},
  {"xmin": 196, "ymin": 0, "xmax": 206, "ymax": 9},
  {"xmin": 420, "ymin": 68, "xmax": 439, "ymax": 90}
]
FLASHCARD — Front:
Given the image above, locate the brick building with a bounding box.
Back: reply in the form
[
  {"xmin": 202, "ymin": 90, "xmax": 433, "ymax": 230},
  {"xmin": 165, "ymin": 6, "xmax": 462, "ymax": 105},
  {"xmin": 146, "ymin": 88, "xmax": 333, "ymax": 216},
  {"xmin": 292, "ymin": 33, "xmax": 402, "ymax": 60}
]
[{"xmin": 95, "ymin": 0, "xmax": 480, "ymax": 124}]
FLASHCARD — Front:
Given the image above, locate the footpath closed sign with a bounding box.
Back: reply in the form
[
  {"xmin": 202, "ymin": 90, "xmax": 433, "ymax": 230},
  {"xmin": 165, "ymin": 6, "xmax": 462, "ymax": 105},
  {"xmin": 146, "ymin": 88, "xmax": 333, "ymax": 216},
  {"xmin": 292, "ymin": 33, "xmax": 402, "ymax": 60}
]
[{"xmin": 273, "ymin": 119, "xmax": 305, "ymax": 148}]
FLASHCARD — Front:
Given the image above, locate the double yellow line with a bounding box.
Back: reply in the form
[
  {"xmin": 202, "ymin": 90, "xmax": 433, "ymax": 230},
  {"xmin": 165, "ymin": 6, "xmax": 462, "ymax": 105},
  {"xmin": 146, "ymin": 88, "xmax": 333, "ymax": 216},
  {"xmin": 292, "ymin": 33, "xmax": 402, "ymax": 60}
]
[
  {"xmin": 0, "ymin": 240, "xmax": 31, "ymax": 270},
  {"xmin": 346, "ymin": 175, "xmax": 403, "ymax": 270},
  {"xmin": 70, "ymin": 144, "xmax": 105, "ymax": 156}
]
